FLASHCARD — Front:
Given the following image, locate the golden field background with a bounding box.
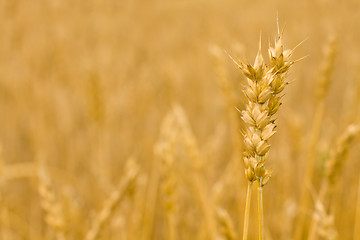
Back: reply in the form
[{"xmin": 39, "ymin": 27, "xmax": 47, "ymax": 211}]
[{"xmin": 1, "ymin": 0, "xmax": 360, "ymax": 239}]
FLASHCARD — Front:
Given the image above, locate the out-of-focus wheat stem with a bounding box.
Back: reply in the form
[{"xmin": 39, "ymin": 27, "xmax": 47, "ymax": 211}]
[
  {"xmin": 86, "ymin": 159, "xmax": 139, "ymax": 240},
  {"xmin": 242, "ymin": 182, "xmax": 252, "ymax": 240},
  {"xmin": 308, "ymin": 182, "xmax": 328, "ymax": 240},
  {"xmin": 295, "ymin": 35, "xmax": 336, "ymax": 240},
  {"xmin": 296, "ymin": 101, "xmax": 325, "ymax": 239},
  {"xmin": 193, "ymin": 173, "xmax": 218, "ymax": 240},
  {"xmin": 354, "ymin": 175, "xmax": 360, "ymax": 240},
  {"xmin": 167, "ymin": 213, "xmax": 176, "ymax": 240},
  {"xmin": 174, "ymin": 105, "xmax": 218, "ymax": 240},
  {"xmin": 141, "ymin": 158, "xmax": 160, "ymax": 240}
]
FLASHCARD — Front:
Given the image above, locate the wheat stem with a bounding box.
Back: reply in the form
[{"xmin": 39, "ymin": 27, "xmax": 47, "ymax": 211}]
[
  {"xmin": 354, "ymin": 175, "xmax": 360, "ymax": 240},
  {"xmin": 242, "ymin": 181, "xmax": 253, "ymax": 240},
  {"xmin": 167, "ymin": 213, "xmax": 176, "ymax": 240},
  {"xmin": 258, "ymin": 179, "xmax": 264, "ymax": 240},
  {"xmin": 295, "ymin": 101, "xmax": 325, "ymax": 240},
  {"xmin": 295, "ymin": 35, "xmax": 336, "ymax": 240},
  {"xmin": 86, "ymin": 160, "xmax": 139, "ymax": 240}
]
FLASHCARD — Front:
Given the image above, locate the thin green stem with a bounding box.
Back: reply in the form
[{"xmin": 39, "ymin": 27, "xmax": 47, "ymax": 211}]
[
  {"xmin": 243, "ymin": 181, "xmax": 253, "ymax": 240},
  {"xmin": 258, "ymin": 179, "xmax": 264, "ymax": 240}
]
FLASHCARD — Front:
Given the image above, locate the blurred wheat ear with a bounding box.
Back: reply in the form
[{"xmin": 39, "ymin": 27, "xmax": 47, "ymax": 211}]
[{"xmin": 86, "ymin": 159, "xmax": 139, "ymax": 240}]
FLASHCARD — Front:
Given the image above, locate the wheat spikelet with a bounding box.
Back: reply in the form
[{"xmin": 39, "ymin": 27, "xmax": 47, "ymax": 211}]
[{"xmin": 85, "ymin": 159, "xmax": 139, "ymax": 240}]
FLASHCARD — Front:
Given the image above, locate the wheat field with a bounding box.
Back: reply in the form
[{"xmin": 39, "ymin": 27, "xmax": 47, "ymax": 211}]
[{"xmin": 1, "ymin": 0, "xmax": 360, "ymax": 239}]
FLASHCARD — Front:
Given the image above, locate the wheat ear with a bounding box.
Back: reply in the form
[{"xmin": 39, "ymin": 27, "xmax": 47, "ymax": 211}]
[
  {"xmin": 308, "ymin": 124, "xmax": 359, "ymax": 240},
  {"xmin": 312, "ymin": 198, "xmax": 338, "ymax": 240},
  {"xmin": 155, "ymin": 109, "xmax": 179, "ymax": 240},
  {"xmin": 234, "ymin": 27, "xmax": 294, "ymax": 240},
  {"xmin": 211, "ymin": 45, "xmax": 242, "ymax": 160}
]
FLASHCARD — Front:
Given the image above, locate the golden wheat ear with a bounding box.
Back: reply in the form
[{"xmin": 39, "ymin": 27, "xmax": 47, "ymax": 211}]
[{"xmin": 236, "ymin": 25, "xmax": 295, "ymax": 240}]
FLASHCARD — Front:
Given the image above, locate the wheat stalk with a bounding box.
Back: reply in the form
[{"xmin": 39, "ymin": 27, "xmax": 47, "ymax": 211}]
[
  {"xmin": 85, "ymin": 159, "xmax": 139, "ymax": 240},
  {"xmin": 173, "ymin": 104, "xmax": 218, "ymax": 240},
  {"xmin": 354, "ymin": 175, "xmax": 360, "ymax": 240},
  {"xmin": 295, "ymin": 35, "xmax": 337, "ymax": 240}
]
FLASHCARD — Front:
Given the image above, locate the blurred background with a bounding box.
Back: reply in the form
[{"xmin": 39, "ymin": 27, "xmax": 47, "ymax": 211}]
[{"xmin": 1, "ymin": 0, "xmax": 360, "ymax": 239}]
